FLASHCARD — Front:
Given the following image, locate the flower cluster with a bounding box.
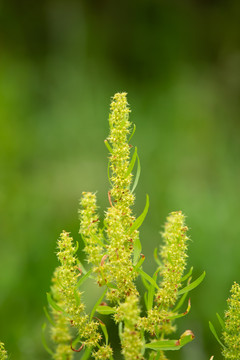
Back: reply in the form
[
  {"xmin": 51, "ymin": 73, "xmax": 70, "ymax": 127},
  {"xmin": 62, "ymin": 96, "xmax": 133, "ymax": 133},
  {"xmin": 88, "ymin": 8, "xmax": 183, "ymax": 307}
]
[
  {"xmin": 222, "ymin": 282, "xmax": 240, "ymax": 360},
  {"xmin": 45, "ymin": 92, "xmax": 202, "ymax": 360},
  {"xmin": 0, "ymin": 342, "xmax": 7, "ymax": 360}
]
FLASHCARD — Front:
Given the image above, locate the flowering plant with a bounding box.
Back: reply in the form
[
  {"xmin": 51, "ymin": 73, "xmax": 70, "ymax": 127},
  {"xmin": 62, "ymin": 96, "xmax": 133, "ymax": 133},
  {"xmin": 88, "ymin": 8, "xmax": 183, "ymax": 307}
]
[{"xmin": 1, "ymin": 93, "xmax": 239, "ymax": 360}]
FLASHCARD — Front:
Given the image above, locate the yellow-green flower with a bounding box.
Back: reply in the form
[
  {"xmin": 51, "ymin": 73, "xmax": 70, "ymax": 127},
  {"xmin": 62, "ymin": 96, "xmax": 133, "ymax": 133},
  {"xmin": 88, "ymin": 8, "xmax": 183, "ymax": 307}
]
[
  {"xmin": 222, "ymin": 282, "xmax": 240, "ymax": 360},
  {"xmin": 0, "ymin": 342, "xmax": 7, "ymax": 360}
]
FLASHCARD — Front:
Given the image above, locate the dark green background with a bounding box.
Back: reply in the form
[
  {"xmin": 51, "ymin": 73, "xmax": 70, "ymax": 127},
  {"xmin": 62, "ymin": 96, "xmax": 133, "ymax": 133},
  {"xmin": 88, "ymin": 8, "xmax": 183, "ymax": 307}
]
[{"xmin": 0, "ymin": 1, "xmax": 240, "ymax": 359}]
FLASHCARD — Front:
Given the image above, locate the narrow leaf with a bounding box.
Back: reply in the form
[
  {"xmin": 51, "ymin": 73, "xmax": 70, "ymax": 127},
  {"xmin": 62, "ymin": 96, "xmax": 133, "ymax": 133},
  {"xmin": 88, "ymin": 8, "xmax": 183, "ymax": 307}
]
[
  {"xmin": 130, "ymin": 194, "xmax": 149, "ymax": 234},
  {"xmin": 100, "ymin": 322, "xmax": 109, "ymax": 345},
  {"xmin": 76, "ymin": 268, "xmax": 93, "ymax": 288},
  {"xmin": 96, "ymin": 305, "xmax": 116, "ymax": 315},
  {"xmin": 216, "ymin": 313, "xmax": 225, "ymax": 329},
  {"xmin": 134, "ymin": 254, "xmax": 145, "ymax": 270},
  {"xmin": 138, "ymin": 268, "xmax": 160, "ymax": 290},
  {"xmin": 209, "ymin": 321, "xmax": 225, "ymax": 348},
  {"xmin": 128, "ymin": 124, "xmax": 136, "ymax": 143},
  {"xmin": 153, "ymin": 247, "xmax": 161, "ymax": 266},
  {"xmin": 141, "ymin": 274, "xmax": 150, "ymax": 290},
  {"xmin": 104, "ymin": 139, "xmax": 113, "ymax": 153},
  {"xmin": 80, "ymin": 348, "xmax": 92, "ymax": 360},
  {"xmin": 126, "ymin": 146, "xmax": 138, "ymax": 177},
  {"xmin": 178, "ymin": 271, "xmax": 206, "ymax": 296},
  {"xmin": 168, "ymin": 298, "xmax": 191, "ymax": 320},
  {"xmin": 144, "ymin": 291, "xmax": 148, "ymax": 309},
  {"xmin": 43, "ymin": 306, "xmax": 55, "ymax": 326},
  {"xmin": 47, "ymin": 293, "xmax": 67, "ymax": 316},
  {"xmin": 147, "ymin": 269, "xmax": 159, "ymax": 310},
  {"xmin": 145, "ymin": 334, "xmax": 194, "ymax": 351},
  {"xmin": 74, "ymin": 241, "xmax": 79, "ymax": 254},
  {"xmin": 107, "ymin": 161, "xmax": 113, "ymax": 187},
  {"xmin": 90, "ymin": 288, "xmax": 107, "ymax": 320},
  {"xmin": 118, "ymin": 322, "xmax": 123, "ymax": 340},
  {"xmin": 131, "ymin": 153, "xmax": 141, "ymax": 193},
  {"xmin": 41, "ymin": 323, "xmax": 54, "ymax": 356},
  {"xmin": 77, "ymin": 259, "xmax": 87, "ymax": 274},
  {"xmin": 181, "ymin": 267, "xmax": 193, "ymax": 282},
  {"xmin": 133, "ymin": 237, "xmax": 142, "ymax": 265},
  {"xmin": 173, "ymin": 291, "xmax": 189, "ymax": 312}
]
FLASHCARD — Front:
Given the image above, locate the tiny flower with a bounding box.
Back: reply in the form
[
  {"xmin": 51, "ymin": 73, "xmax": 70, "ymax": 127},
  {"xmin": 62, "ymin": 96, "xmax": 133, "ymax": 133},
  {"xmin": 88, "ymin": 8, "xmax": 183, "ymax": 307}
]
[{"xmin": 222, "ymin": 281, "xmax": 240, "ymax": 360}]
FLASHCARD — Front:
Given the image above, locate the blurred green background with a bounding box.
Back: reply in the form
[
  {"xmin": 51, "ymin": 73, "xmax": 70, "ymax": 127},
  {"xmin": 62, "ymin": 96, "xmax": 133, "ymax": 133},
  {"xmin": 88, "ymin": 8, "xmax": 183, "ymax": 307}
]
[{"xmin": 0, "ymin": 0, "xmax": 240, "ymax": 359}]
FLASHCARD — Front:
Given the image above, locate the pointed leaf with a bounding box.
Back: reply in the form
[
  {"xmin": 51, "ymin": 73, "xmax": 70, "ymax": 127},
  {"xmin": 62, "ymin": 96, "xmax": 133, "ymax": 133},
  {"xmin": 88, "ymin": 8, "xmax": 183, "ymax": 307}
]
[
  {"xmin": 131, "ymin": 153, "xmax": 141, "ymax": 193},
  {"xmin": 43, "ymin": 306, "xmax": 55, "ymax": 326},
  {"xmin": 138, "ymin": 268, "xmax": 160, "ymax": 290},
  {"xmin": 128, "ymin": 124, "xmax": 136, "ymax": 143},
  {"xmin": 181, "ymin": 267, "xmax": 193, "ymax": 282},
  {"xmin": 209, "ymin": 321, "xmax": 225, "ymax": 348},
  {"xmin": 126, "ymin": 147, "xmax": 138, "ymax": 177},
  {"xmin": 168, "ymin": 299, "xmax": 191, "ymax": 320},
  {"xmin": 96, "ymin": 306, "xmax": 116, "ymax": 315},
  {"xmin": 118, "ymin": 322, "xmax": 123, "ymax": 340},
  {"xmin": 153, "ymin": 247, "xmax": 161, "ymax": 266},
  {"xmin": 145, "ymin": 334, "xmax": 194, "ymax": 351},
  {"xmin": 104, "ymin": 139, "xmax": 113, "ymax": 153},
  {"xmin": 47, "ymin": 293, "xmax": 68, "ymax": 316},
  {"xmin": 134, "ymin": 254, "xmax": 145, "ymax": 270},
  {"xmin": 178, "ymin": 271, "xmax": 205, "ymax": 296},
  {"xmin": 107, "ymin": 161, "xmax": 113, "ymax": 187},
  {"xmin": 130, "ymin": 194, "xmax": 149, "ymax": 234},
  {"xmin": 80, "ymin": 348, "xmax": 92, "ymax": 360},
  {"xmin": 147, "ymin": 268, "xmax": 159, "ymax": 310},
  {"xmin": 76, "ymin": 268, "xmax": 93, "ymax": 288},
  {"xmin": 216, "ymin": 313, "xmax": 225, "ymax": 329},
  {"xmin": 173, "ymin": 291, "xmax": 189, "ymax": 312},
  {"xmin": 133, "ymin": 237, "xmax": 142, "ymax": 265},
  {"xmin": 74, "ymin": 241, "xmax": 79, "ymax": 254},
  {"xmin": 100, "ymin": 321, "xmax": 109, "ymax": 344},
  {"xmin": 90, "ymin": 288, "xmax": 107, "ymax": 320},
  {"xmin": 41, "ymin": 323, "xmax": 54, "ymax": 356}
]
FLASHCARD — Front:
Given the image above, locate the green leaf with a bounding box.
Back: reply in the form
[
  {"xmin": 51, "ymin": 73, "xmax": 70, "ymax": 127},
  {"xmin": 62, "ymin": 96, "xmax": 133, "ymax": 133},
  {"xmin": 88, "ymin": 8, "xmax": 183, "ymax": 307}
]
[
  {"xmin": 126, "ymin": 146, "xmax": 138, "ymax": 177},
  {"xmin": 130, "ymin": 194, "xmax": 149, "ymax": 234},
  {"xmin": 99, "ymin": 321, "xmax": 109, "ymax": 345},
  {"xmin": 107, "ymin": 161, "xmax": 113, "ymax": 187},
  {"xmin": 134, "ymin": 254, "xmax": 145, "ymax": 270},
  {"xmin": 74, "ymin": 241, "xmax": 79, "ymax": 254},
  {"xmin": 90, "ymin": 288, "xmax": 107, "ymax": 320},
  {"xmin": 47, "ymin": 293, "xmax": 68, "ymax": 316},
  {"xmin": 43, "ymin": 306, "xmax": 55, "ymax": 326},
  {"xmin": 76, "ymin": 268, "xmax": 93, "ymax": 288},
  {"xmin": 41, "ymin": 323, "xmax": 54, "ymax": 356},
  {"xmin": 153, "ymin": 247, "xmax": 161, "ymax": 266},
  {"xmin": 133, "ymin": 237, "xmax": 142, "ymax": 265},
  {"xmin": 209, "ymin": 321, "xmax": 225, "ymax": 348},
  {"xmin": 145, "ymin": 334, "xmax": 194, "ymax": 351},
  {"xmin": 118, "ymin": 322, "xmax": 123, "ymax": 340},
  {"xmin": 80, "ymin": 348, "xmax": 92, "ymax": 360},
  {"xmin": 104, "ymin": 139, "xmax": 113, "ymax": 153},
  {"xmin": 138, "ymin": 268, "xmax": 160, "ymax": 290},
  {"xmin": 77, "ymin": 259, "xmax": 87, "ymax": 274},
  {"xmin": 216, "ymin": 313, "xmax": 225, "ymax": 329},
  {"xmin": 131, "ymin": 153, "xmax": 141, "ymax": 193},
  {"xmin": 181, "ymin": 267, "xmax": 193, "ymax": 282},
  {"xmin": 144, "ymin": 291, "xmax": 148, "ymax": 309},
  {"xmin": 178, "ymin": 271, "xmax": 206, "ymax": 296},
  {"xmin": 128, "ymin": 124, "xmax": 136, "ymax": 143},
  {"xmin": 168, "ymin": 299, "xmax": 191, "ymax": 320},
  {"xmin": 147, "ymin": 269, "xmax": 159, "ymax": 310},
  {"xmin": 96, "ymin": 305, "xmax": 116, "ymax": 315},
  {"xmin": 173, "ymin": 291, "xmax": 189, "ymax": 312},
  {"xmin": 141, "ymin": 274, "xmax": 150, "ymax": 291}
]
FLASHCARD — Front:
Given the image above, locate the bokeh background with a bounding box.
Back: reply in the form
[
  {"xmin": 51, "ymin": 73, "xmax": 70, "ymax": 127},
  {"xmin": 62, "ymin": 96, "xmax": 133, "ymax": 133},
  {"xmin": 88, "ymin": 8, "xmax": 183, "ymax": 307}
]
[{"xmin": 0, "ymin": 1, "xmax": 240, "ymax": 359}]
